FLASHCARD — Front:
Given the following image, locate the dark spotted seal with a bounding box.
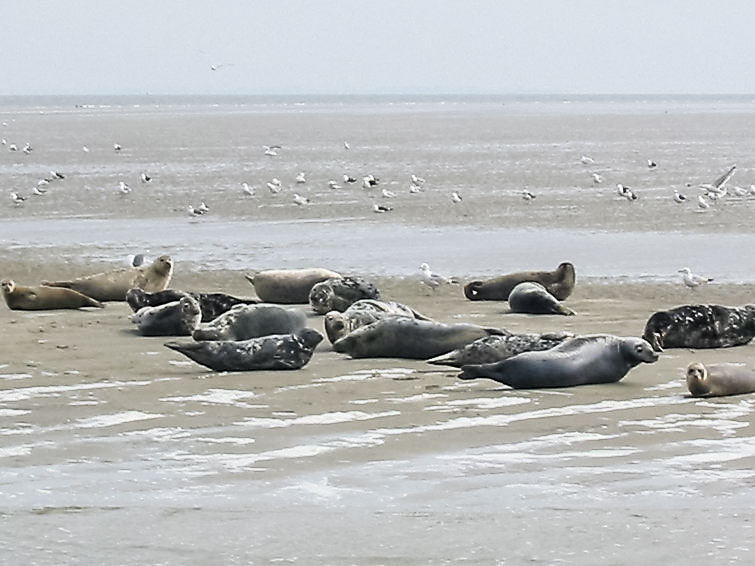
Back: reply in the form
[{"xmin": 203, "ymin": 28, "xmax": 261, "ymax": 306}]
[
  {"xmin": 191, "ymin": 303, "xmax": 307, "ymax": 341},
  {"xmin": 164, "ymin": 328, "xmax": 323, "ymax": 372},
  {"xmin": 125, "ymin": 287, "xmax": 259, "ymax": 322},
  {"xmin": 686, "ymin": 361, "xmax": 755, "ymax": 398},
  {"xmin": 507, "ymin": 282, "xmax": 575, "ymax": 316},
  {"xmin": 323, "ymin": 299, "xmax": 431, "ymax": 344},
  {"xmin": 464, "ymin": 262, "xmax": 576, "ymax": 301},
  {"xmin": 1, "ymin": 279, "xmax": 104, "ymax": 310},
  {"xmin": 308, "ymin": 276, "xmax": 380, "ymax": 314},
  {"xmin": 131, "ymin": 296, "xmax": 202, "ymax": 336},
  {"xmin": 642, "ymin": 304, "xmax": 755, "ymax": 352},
  {"xmin": 458, "ymin": 334, "xmax": 658, "ymax": 388},
  {"xmin": 245, "ymin": 268, "xmax": 341, "ymax": 304}
]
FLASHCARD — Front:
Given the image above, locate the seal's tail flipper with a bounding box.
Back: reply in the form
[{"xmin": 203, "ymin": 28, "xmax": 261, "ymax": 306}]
[{"xmin": 458, "ymin": 364, "xmax": 486, "ymax": 380}]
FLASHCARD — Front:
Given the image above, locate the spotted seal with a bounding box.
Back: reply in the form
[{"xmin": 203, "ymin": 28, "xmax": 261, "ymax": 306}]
[
  {"xmin": 458, "ymin": 334, "xmax": 658, "ymax": 388},
  {"xmin": 164, "ymin": 328, "xmax": 323, "ymax": 371},
  {"xmin": 686, "ymin": 361, "xmax": 755, "ymax": 398},
  {"xmin": 245, "ymin": 268, "xmax": 342, "ymax": 304},
  {"xmin": 507, "ymin": 281, "xmax": 575, "ymax": 316},
  {"xmin": 642, "ymin": 304, "xmax": 755, "ymax": 352},
  {"xmin": 323, "ymin": 299, "xmax": 431, "ymax": 344},
  {"xmin": 464, "ymin": 262, "xmax": 576, "ymax": 301},
  {"xmin": 1, "ymin": 279, "xmax": 104, "ymax": 310},
  {"xmin": 125, "ymin": 287, "xmax": 259, "ymax": 322},
  {"xmin": 192, "ymin": 303, "xmax": 307, "ymax": 341},
  {"xmin": 308, "ymin": 276, "xmax": 380, "ymax": 314},
  {"xmin": 131, "ymin": 296, "xmax": 202, "ymax": 336}
]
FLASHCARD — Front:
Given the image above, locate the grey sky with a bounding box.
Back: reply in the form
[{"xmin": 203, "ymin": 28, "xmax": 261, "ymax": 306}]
[{"xmin": 3, "ymin": 0, "xmax": 755, "ymax": 96}]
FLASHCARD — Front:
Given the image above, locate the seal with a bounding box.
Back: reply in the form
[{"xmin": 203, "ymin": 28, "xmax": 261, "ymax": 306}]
[
  {"xmin": 458, "ymin": 334, "xmax": 659, "ymax": 388},
  {"xmin": 125, "ymin": 287, "xmax": 259, "ymax": 322},
  {"xmin": 324, "ymin": 299, "xmax": 432, "ymax": 344},
  {"xmin": 192, "ymin": 303, "xmax": 307, "ymax": 341},
  {"xmin": 641, "ymin": 304, "xmax": 755, "ymax": 352},
  {"xmin": 507, "ymin": 282, "xmax": 575, "ymax": 316},
  {"xmin": 164, "ymin": 328, "xmax": 324, "ymax": 372},
  {"xmin": 245, "ymin": 268, "xmax": 342, "ymax": 304},
  {"xmin": 464, "ymin": 262, "xmax": 576, "ymax": 301},
  {"xmin": 43, "ymin": 255, "xmax": 174, "ymax": 302},
  {"xmin": 1, "ymin": 279, "xmax": 104, "ymax": 310},
  {"xmin": 308, "ymin": 276, "xmax": 380, "ymax": 314},
  {"xmin": 426, "ymin": 330, "xmax": 574, "ymax": 367},
  {"xmin": 332, "ymin": 317, "xmax": 504, "ymax": 359},
  {"xmin": 131, "ymin": 296, "xmax": 202, "ymax": 336},
  {"xmin": 686, "ymin": 361, "xmax": 755, "ymax": 398}
]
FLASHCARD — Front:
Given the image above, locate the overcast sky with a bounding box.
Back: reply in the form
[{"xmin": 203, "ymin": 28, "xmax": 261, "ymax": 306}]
[{"xmin": 3, "ymin": 1, "xmax": 755, "ymax": 96}]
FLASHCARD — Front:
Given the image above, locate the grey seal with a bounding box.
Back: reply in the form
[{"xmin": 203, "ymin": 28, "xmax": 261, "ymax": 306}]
[
  {"xmin": 508, "ymin": 281, "xmax": 575, "ymax": 316},
  {"xmin": 1, "ymin": 279, "xmax": 104, "ymax": 310},
  {"xmin": 323, "ymin": 299, "xmax": 431, "ymax": 344},
  {"xmin": 332, "ymin": 317, "xmax": 504, "ymax": 359},
  {"xmin": 464, "ymin": 262, "xmax": 576, "ymax": 301},
  {"xmin": 245, "ymin": 268, "xmax": 342, "ymax": 304},
  {"xmin": 131, "ymin": 296, "xmax": 202, "ymax": 336},
  {"xmin": 192, "ymin": 303, "xmax": 307, "ymax": 341},
  {"xmin": 458, "ymin": 334, "xmax": 659, "ymax": 388},
  {"xmin": 164, "ymin": 328, "xmax": 323, "ymax": 372},
  {"xmin": 642, "ymin": 304, "xmax": 755, "ymax": 352},
  {"xmin": 125, "ymin": 287, "xmax": 259, "ymax": 322},
  {"xmin": 308, "ymin": 276, "xmax": 380, "ymax": 314},
  {"xmin": 686, "ymin": 361, "xmax": 755, "ymax": 398},
  {"xmin": 426, "ymin": 330, "xmax": 574, "ymax": 367}
]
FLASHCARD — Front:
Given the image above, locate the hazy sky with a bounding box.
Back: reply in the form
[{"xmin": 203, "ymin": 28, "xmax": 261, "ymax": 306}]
[{"xmin": 3, "ymin": 1, "xmax": 755, "ymax": 96}]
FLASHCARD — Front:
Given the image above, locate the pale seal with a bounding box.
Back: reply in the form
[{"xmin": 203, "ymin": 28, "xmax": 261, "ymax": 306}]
[
  {"xmin": 125, "ymin": 287, "xmax": 259, "ymax": 322},
  {"xmin": 1, "ymin": 279, "xmax": 104, "ymax": 310},
  {"xmin": 686, "ymin": 361, "xmax": 755, "ymax": 398},
  {"xmin": 507, "ymin": 281, "xmax": 575, "ymax": 316},
  {"xmin": 332, "ymin": 317, "xmax": 504, "ymax": 359},
  {"xmin": 458, "ymin": 334, "xmax": 658, "ymax": 388},
  {"xmin": 192, "ymin": 303, "xmax": 307, "ymax": 341},
  {"xmin": 131, "ymin": 296, "xmax": 202, "ymax": 336},
  {"xmin": 164, "ymin": 328, "xmax": 323, "ymax": 372},
  {"xmin": 426, "ymin": 330, "xmax": 574, "ymax": 367},
  {"xmin": 642, "ymin": 304, "xmax": 755, "ymax": 352},
  {"xmin": 464, "ymin": 262, "xmax": 576, "ymax": 301},
  {"xmin": 308, "ymin": 276, "xmax": 380, "ymax": 314},
  {"xmin": 323, "ymin": 299, "xmax": 431, "ymax": 344},
  {"xmin": 245, "ymin": 268, "xmax": 342, "ymax": 304},
  {"xmin": 43, "ymin": 255, "xmax": 174, "ymax": 302}
]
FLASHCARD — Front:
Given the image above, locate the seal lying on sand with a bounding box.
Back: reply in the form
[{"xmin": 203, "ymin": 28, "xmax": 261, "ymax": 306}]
[
  {"xmin": 192, "ymin": 303, "xmax": 307, "ymax": 341},
  {"xmin": 458, "ymin": 334, "xmax": 658, "ymax": 388},
  {"xmin": 125, "ymin": 287, "xmax": 259, "ymax": 322},
  {"xmin": 43, "ymin": 255, "xmax": 174, "ymax": 302},
  {"xmin": 308, "ymin": 276, "xmax": 380, "ymax": 314},
  {"xmin": 1, "ymin": 279, "xmax": 104, "ymax": 310},
  {"xmin": 642, "ymin": 304, "xmax": 755, "ymax": 352},
  {"xmin": 323, "ymin": 299, "xmax": 431, "ymax": 344},
  {"xmin": 508, "ymin": 282, "xmax": 575, "ymax": 316},
  {"xmin": 464, "ymin": 262, "xmax": 575, "ymax": 301},
  {"xmin": 245, "ymin": 268, "xmax": 341, "ymax": 304},
  {"xmin": 426, "ymin": 330, "xmax": 573, "ymax": 367},
  {"xmin": 165, "ymin": 328, "xmax": 323, "ymax": 372},
  {"xmin": 333, "ymin": 317, "xmax": 504, "ymax": 359},
  {"xmin": 686, "ymin": 361, "xmax": 755, "ymax": 398},
  {"xmin": 131, "ymin": 296, "xmax": 202, "ymax": 336}
]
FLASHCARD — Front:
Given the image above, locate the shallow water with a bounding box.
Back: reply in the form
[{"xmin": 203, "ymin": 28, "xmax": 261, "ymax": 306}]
[{"xmin": 2, "ymin": 96, "xmax": 755, "ymax": 564}]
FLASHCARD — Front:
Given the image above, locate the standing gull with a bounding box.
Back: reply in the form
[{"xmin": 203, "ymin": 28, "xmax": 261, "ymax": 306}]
[
  {"xmin": 419, "ymin": 263, "xmax": 456, "ymax": 292},
  {"xmin": 678, "ymin": 267, "xmax": 713, "ymax": 288}
]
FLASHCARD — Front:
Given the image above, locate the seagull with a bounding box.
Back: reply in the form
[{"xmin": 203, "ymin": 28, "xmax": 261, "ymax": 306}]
[
  {"xmin": 187, "ymin": 204, "xmax": 206, "ymax": 217},
  {"xmin": 591, "ymin": 172, "xmax": 603, "ymax": 184},
  {"xmin": 373, "ymin": 203, "xmax": 393, "ymax": 213},
  {"xmin": 697, "ymin": 195, "xmax": 711, "ymax": 210},
  {"xmin": 295, "ymin": 171, "xmax": 307, "ymax": 184},
  {"xmin": 10, "ymin": 192, "xmax": 26, "ymax": 205},
  {"xmin": 197, "ymin": 201, "xmax": 209, "ymax": 214},
  {"xmin": 673, "ymin": 190, "xmax": 687, "ymax": 203},
  {"xmin": 242, "ymin": 182, "xmax": 256, "ymax": 196},
  {"xmin": 647, "ymin": 159, "xmax": 658, "ymax": 169},
  {"xmin": 624, "ymin": 189, "xmax": 638, "ymax": 201},
  {"xmin": 8, "ymin": 143, "xmax": 17, "ymax": 151},
  {"xmin": 362, "ymin": 175, "xmax": 379, "ymax": 189},
  {"xmin": 699, "ymin": 165, "xmax": 735, "ymax": 197},
  {"xmin": 409, "ymin": 184, "xmax": 423, "ymax": 194},
  {"xmin": 616, "ymin": 183, "xmax": 631, "ymax": 197},
  {"xmin": 118, "ymin": 181, "xmax": 131, "ymax": 194},
  {"xmin": 82, "ymin": 145, "xmax": 90, "ymax": 152},
  {"xmin": 381, "ymin": 188, "xmax": 396, "ymax": 198},
  {"xmin": 419, "ymin": 263, "xmax": 454, "ymax": 292},
  {"xmin": 140, "ymin": 172, "xmax": 152, "ymax": 183},
  {"xmin": 210, "ymin": 63, "xmax": 233, "ymax": 71},
  {"xmin": 343, "ymin": 141, "xmax": 351, "ymax": 150},
  {"xmin": 580, "ymin": 155, "xmax": 595, "ymax": 165},
  {"xmin": 678, "ymin": 267, "xmax": 713, "ymax": 289},
  {"xmin": 37, "ymin": 178, "xmax": 50, "ymax": 187},
  {"xmin": 51, "ymin": 170, "xmax": 65, "ymax": 180},
  {"xmin": 267, "ymin": 178, "xmax": 282, "ymax": 194},
  {"xmin": 411, "ymin": 174, "xmax": 426, "ymax": 186},
  {"xmin": 327, "ymin": 180, "xmax": 342, "ymax": 190},
  {"xmin": 263, "ymin": 145, "xmax": 281, "ymax": 156},
  {"xmin": 22, "ymin": 142, "xmax": 33, "ymax": 154},
  {"xmin": 731, "ymin": 185, "xmax": 748, "ymax": 197},
  {"xmin": 292, "ymin": 193, "xmax": 310, "ymax": 206},
  {"xmin": 32, "ymin": 186, "xmax": 47, "ymax": 196},
  {"xmin": 113, "ymin": 143, "xmax": 122, "ymax": 152},
  {"xmin": 343, "ymin": 174, "xmax": 357, "ymax": 183},
  {"xmin": 521, "ymin": 189, "xmax": 536, "ymax": 201},
  {"xmin": 451, "ymin": 191, "xmax": 463, "ymax": 204}
]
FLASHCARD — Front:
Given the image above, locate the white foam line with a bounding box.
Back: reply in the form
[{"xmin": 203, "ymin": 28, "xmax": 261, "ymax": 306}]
[
  {"xmin": 440, "ymin": 397, "xmax": 532, "ymax": 409},
  {"xmin": 75, "ymin": 411, "xmax": 163, "ymax": 429},
  {"xmin": 0, "ymin": 409, "xmax": 31, "ymax": 417},
  {"xmin": 161, "ymin": 388, "xmax": 259, "ymax": 407},
  {"xmin": 0, "ymin": 373, "xmax": 33, "ymax": 380},
  {"xmin": 239, "ymin": 410, "xmax": 401, "ymax": 429},
  {"xmin": 0, "ymin": 380, "xmax": 151, "ymax": 403}
]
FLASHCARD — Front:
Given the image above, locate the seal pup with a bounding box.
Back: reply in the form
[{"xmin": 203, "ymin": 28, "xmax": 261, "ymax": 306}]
[
  {"xmin": 464, "ymin": 262, "xmax": 576, "ymax": 301},
  {"xmin": 642, "ymin": 304, "xmax": 755, "ymax": 352},
  {"xmin": 43, "ymin": 255, "xmax": 174, "ymax": 302},
  {"xmin": 165, "ymin": 328, "xmax": 323, "ymax": 372},
  {"xmin": 308, "ymin": 276, "xmax": 380, "ymax": 314},
  {"xmin": 1, "ymin": 279, "xmax": 104, "ymax": 310},
  {"xmin": 131, "ymin": 296, "xmax": 202, "ymax": 336},
  {"xmin": 507, "ymin": 282, "xmax": 575, "ymax": 316},
  {"xmin": 686, "ymin": 361, "xmax": 755, "ymax": 398},
  {"xmin": 245, "ymin": 268, "xmax": 342, "ymax": 304},
  {"xmin": 125, "ymin": 287, "xmax": 259, "ymax": 322},
  {"xmin": 324, "ymin": 299, "xmax": 432, "ymax": 344},
  {"xmin": 333, "ymin": 317, "xmax": 504, "ymax": 359},
  {"xmin": 426, "ymin": 330, "xmax": 573, "ymax": 367},
  {"xmin": 192, "ymin": 303, "xmax": 307, "ymax": 341},
  {"xmin": 458, "ymin": 335, "xmax": 658, "ymax": 389}
]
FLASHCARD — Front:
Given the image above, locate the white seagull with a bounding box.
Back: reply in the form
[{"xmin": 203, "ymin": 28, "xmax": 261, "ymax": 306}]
[
  {"xmin": 267, "ymin": 178, "xmax": 282, "ymax": 194},
  {"xmin": 141, "ymin": 172, "xmax": 152, "ymax": 183},
  {"xmin": 113, "ymin": 143, "xmax": 122, "ymax": 152},
  {"xmin": 411, "ymin": 174, "xmax": 426, "ymax": 186},
  {"xmin": 647, "ymin": 159, "xmax": 658, "ymax": 169},
  {"xmin": 373, "ymin": 203, "xmax": 393, "ymax": 213},
  {"xmin": 263, "ymin": 145, "xmax": 281, "ymax": 156},
  {"xmin": 591, "ymin": 172, "xmax": 603, "ymax": 184},
  {"xmin": 32, "ymin": 186, "xmax": 47, "ymax": 196},
  {"xmin": 419, "ymin": 263, "xmax": 455, "ymax": 292},
  {"xmin": 521, "ymin": 189, "xmax": 536, "ymax": 201},
  {"xmin": 451, "ymin": 191, "xmax": 463, "ymax": 204},
  {"xmin": 343, "ymin": 174, "xmax": 357, "ymax": 184},
  {"xmin": 343, "ymin": 141, "xmax": 351, "ymax": 150},
  {"xmin": 677, "ymin": 267, "xmax": 713, "ymax": 288},
  {"xmin": 381, "ymin": 188, "xmax": 396, "ymax": 198},
  {"xmin": 580, "ymin": 155, "xmax": 595, "ymax": 165},
  {"xmin": 699, "ymin": 165, "xmax": 735, "ymax": 198},
  {"xmin": 697, "ymin": 195, "xmax": 711, "ymax": 210},
  {"xmin": 292, "ymin": 193, "xmax": 310, "ymax": 206},
  {"xmin": 327, "ymin": 180, "xmax": 342, "ymax": 190},
  {"xmin": 197, "ymin": 201, "xmax": 209, "ymax": 214},
  {"xmin": 10, "ymin": 192, "xmax": 26, "ymax": 205},
  {"xmin": 242, "ymin": 182, "xmax": 256, "ymax": 196},
  {"xmin": 673, "ymin": 190, "xmax": 687, "ymax": 203},
  {"xmin": 295, "ymin": 171, "xmax": 307, "ymax": 184},
  {"xmin": 187, "ymin": 204, "xmax": 204, "ymax": 217},
  {"xmin": 119, "ymin": 181, "xmax": 131, "ymax": 194},
  {"xmin": 362, "ymin": 175, "xmax": 379, "ymax": 189}
]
